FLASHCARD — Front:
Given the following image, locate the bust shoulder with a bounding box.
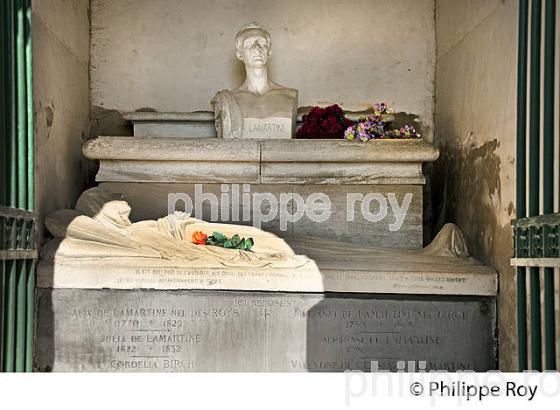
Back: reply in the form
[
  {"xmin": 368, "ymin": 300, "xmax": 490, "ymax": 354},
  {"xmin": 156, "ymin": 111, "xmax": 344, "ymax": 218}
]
[
  {"xmin": 211, "ymin": 89, "xmax": 233, "ymax": 103},
  {"xmin": 283, "ymin": 87, "xmax": 298, "ymax": 100},
  {"xmin": 269, "ymin": 82, "xmax": 297, "ymax": 99}
]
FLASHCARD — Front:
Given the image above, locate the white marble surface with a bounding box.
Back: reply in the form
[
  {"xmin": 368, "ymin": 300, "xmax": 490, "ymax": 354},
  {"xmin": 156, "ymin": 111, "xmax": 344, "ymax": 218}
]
[
  {"xmin": 38, "ymin": 234, "xmax": 497, "ymax": 296},
  {"xmin": 122, "ymin": 110, "xmax": 397, "ymax": 139},
  {"xmin": 83, "ymin": 137, "xmax": 439, "ymax": 185},
  {"xmin": 123, "ymin": 110, "xmax": 392, "ymax": 124}
]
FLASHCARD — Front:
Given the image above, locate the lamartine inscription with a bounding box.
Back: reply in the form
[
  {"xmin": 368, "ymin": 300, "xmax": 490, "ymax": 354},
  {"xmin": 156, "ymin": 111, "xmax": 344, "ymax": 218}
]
[
  {"xmin": 35, "ymin": 289, "xmax": 495, "ymax": 372},
  {"xmin": 242, "ymin": 118, "xmax": 291, "ymax": 139}
]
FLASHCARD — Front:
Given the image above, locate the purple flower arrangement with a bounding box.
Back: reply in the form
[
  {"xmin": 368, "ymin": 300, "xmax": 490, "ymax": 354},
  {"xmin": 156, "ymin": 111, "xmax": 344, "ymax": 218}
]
[{"xmin": 344, "ymin": 103, "xmax": 420, "ymax": 142}]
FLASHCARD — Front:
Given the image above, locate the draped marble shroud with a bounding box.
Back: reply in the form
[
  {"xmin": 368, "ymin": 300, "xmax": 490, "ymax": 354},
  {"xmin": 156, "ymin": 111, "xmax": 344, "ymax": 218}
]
[
  {"xmin": 44, "ymin": 187, "xmax": 474, "ymax": 274},
  {"xmin": 45, "ymin": 187, "xmax": 315, "ymax": 270}
]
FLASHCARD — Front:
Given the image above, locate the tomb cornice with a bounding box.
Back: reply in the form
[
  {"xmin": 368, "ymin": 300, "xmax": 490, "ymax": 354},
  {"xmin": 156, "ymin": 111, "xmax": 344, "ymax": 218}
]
[{"xmin": 83, "ymin": 137, "xmax": 439, "ymax": 185}]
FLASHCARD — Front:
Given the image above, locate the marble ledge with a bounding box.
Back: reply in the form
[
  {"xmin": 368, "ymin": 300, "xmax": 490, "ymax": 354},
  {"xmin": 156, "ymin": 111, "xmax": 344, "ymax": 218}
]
[
  {"xmin": 37, "ymin": 258, "xmax": 497, "ymax": 296},
  {"xmin": 83, "ymin": 137, "xmax": 439, "ymax": 163},
  {"xmin": 37, "ymin": 232, "xmax": 497, "ymax": 296},
  {"xmin": 83, "ymin": 137, "xmax": 438, "ymax": 185},
  {"xmin": 123, "ymin": 110, "xmax": 392, "ymax": 124}
]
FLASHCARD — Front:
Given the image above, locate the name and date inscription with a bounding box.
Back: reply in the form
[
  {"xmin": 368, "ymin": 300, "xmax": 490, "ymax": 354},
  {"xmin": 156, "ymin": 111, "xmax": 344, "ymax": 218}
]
[{"xmin": 67, "ymin": 297, "xmax": 475, "ymax": 371}]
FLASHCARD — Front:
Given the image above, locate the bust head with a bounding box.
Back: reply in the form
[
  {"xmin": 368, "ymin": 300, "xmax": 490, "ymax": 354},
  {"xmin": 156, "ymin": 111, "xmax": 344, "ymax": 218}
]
[
  {"xmin": 234, "ymin": 22, "xmax": 271, "ymax": 69},
  {"xmin": 211, "ymin": 22, "xmax": 298, "ymax": 139}
]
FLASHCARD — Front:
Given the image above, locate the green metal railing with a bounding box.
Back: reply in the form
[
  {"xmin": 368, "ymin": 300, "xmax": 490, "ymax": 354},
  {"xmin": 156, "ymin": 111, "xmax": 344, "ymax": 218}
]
[
  {"xmin": 513, "ymin": 0, "xmax": 558, "ymax": 371},
  {"xmin": 0, "ymin": 0, "xmax": 36, "ymax": 372}
]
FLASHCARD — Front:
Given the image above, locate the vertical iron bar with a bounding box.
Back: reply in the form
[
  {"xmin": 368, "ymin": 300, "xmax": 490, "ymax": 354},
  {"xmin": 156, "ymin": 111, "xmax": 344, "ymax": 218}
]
[
  {"xmin": 517, "ymin": 268, "xmax": 528, "ymax": 369},
  {"xmin": 25, "ymin": 260, "xmax": 34, "ymax": 372},
  {"xmin": 1, "ymin": 260, "xmax": 5, "ymax": 371},
  {"xmin": 14, "ymin": 0, "xmax": 27, "ymax": 372},
  {"xmin": 16, "ymin": 0, "xmax": 26, "ymax": 210},
  {"xmin": 15, "ymin": 260, "xmax": 25, "ymax": 372},
  {"xmin": 7, "ymin": 0, "xmax": 16, "ymax": 209},
  {"xmin": 25, "ymin": 0, "xmax": 32, "ymax": 211},
  {"xmin": 542, "ymin": 0, "xmax": 556, "ymax": 371},
  {"xmin": 4, "ymin": 260, "xmax": 16, "ymax": 372},
  {"xmin": 528, "ymin": 0, "xmax": 542, "ymax": 371},
  {"xmin": 3, "ymin": 0, "xmax": 17, "ymax": 373},
  {"xmin": 516, "ymin": 0, "xmax": 529, "ymax": 371},
  {"xmin": 0, "ymin": 0, "xmax": 7, "ymax": 207},
  {"xmin": 0, "ymin": 0, "xmax": 7, "ymax": 374},
  {"xmin": 24, "ymin": 0, "xmax": 34, "ymax": 371}
]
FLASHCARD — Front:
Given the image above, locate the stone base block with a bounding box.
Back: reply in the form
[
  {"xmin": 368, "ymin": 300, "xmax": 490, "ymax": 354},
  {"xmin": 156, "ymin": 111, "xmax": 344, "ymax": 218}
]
[{"xmin": 35, "ymin": 289, "xmax": 496, "ymax": 372}]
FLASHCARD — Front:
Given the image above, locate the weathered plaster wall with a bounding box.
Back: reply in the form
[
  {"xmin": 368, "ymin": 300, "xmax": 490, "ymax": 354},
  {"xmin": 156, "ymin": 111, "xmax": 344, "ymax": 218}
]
[
  {"xmin": 434, "ymin": 0, "xmax": 518, "ymax": 370},
  {"xmin": 90, "ymin": 0, "xmax": 436, "ymax": 138},
  {"xmin": 33, "ymin": 0, "xmax": 91, "ymax": 242}
]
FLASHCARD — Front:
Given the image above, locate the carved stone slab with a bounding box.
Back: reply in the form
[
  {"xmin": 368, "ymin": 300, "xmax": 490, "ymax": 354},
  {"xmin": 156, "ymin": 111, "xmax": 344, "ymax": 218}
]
[
  {"xmin": 34, "ymin": 289, "xmax": 496, "ymax": 372},
  {"xmin": 122, "ymin": 111, "xmax": 397, "ymax": 139},
  {"xmin": 37, "ymin": 256, "xmax": 497, "ymax": 296},
  {"xmin": 99, "ymin": 183, "xmax": 424, "ymax": 249},
  {"xmin": 83, "ymin": 138, "xmax": 439, "ymax": 185}
]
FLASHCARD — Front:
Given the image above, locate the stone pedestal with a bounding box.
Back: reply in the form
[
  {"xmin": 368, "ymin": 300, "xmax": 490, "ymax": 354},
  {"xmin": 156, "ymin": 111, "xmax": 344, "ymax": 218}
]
[
  {"xmin": 83, "ymin": 138, "xmax": 438, "ymax": 249},
  {"xmin": 123, "ymin": 110, "xmax": 378, "ymax": 139},
  {"xmin": 35, "ymin": 289, "xmax": 496, "ymax": 372},
  {"xmin": 35, "ymin": 233, "xmax": 497, "ymax": 372},
  {"xmin": 34, "ymin": 135, "xmax": 498, "ymax": 372},
  {"xmin": 124, "ymin": 112, "xmax": 217, "ymax": 139}
]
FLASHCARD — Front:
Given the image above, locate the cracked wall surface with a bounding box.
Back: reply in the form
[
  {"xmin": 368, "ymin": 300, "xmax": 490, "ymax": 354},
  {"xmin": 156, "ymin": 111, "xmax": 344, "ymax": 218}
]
[
  {"xmin": 434, "ymin": 0, "xmax": 518, "ymax": 371},
  {"xmin": 33, "ymin": 0, "xmax": 91, "ymax": 243}
]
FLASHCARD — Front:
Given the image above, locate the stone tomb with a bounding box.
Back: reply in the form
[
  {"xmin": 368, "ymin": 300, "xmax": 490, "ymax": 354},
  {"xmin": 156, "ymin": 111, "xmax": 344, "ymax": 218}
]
[
  {"xmin": 34, "ymin": 137, "xmax": 497, "ymax": 372},
  {"xmin": 35, "ymin": 230, "xmax": 497, "ymax": 372},
  {"xmin": 82, "ymin": 138, "xmax": 438, "ymax": 249}
]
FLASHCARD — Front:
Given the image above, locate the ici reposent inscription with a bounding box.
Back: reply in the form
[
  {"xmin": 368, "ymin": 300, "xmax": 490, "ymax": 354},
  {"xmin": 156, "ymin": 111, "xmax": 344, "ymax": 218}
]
[{"xmin": 35, "ymin": 289, "xmax": 495, "ymax": 372}]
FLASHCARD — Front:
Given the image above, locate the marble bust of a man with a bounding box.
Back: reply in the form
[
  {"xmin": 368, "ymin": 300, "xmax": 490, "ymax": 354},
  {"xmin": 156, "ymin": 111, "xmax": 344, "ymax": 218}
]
[{"xmin": 211, "ymin": 22, "xmax": 298, "ymax": 139}]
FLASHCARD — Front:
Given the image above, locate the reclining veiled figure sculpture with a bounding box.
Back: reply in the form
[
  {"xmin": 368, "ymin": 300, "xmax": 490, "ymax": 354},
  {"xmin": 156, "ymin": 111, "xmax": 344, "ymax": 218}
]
[
  {"xmin": 43, "ymin": 187, "xmax": 473, "ymax": 275},
  {"xmin": 44, "ymin": 187, "xmax": 315, "ymax": 270}
]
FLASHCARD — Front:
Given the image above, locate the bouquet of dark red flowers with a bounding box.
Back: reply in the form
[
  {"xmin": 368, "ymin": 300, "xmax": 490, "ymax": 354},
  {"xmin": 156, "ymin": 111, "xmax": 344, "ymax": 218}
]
[{"xmin": 296, "ymin": 104, "xmax": 353, "ymax": 139}]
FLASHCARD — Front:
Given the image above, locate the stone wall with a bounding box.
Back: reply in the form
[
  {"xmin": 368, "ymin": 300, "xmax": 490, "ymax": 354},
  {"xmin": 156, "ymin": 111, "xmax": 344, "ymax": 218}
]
[
  {"xmin": 434, "ymin": 0, "xmax": 519, "ymax": 371},
  {"xmin": 89, "ymin": 0, "xmax": 436, "ymax": 139},
  {"xmin": 33, "ymin": 0, "xmax": 91, "ymax": 243}
]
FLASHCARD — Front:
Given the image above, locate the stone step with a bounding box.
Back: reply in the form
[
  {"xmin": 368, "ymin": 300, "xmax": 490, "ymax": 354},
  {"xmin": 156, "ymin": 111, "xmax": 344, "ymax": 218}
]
[{"xmin": 123, "ymin": 110, "xmax": 396, "ymax": 138}]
